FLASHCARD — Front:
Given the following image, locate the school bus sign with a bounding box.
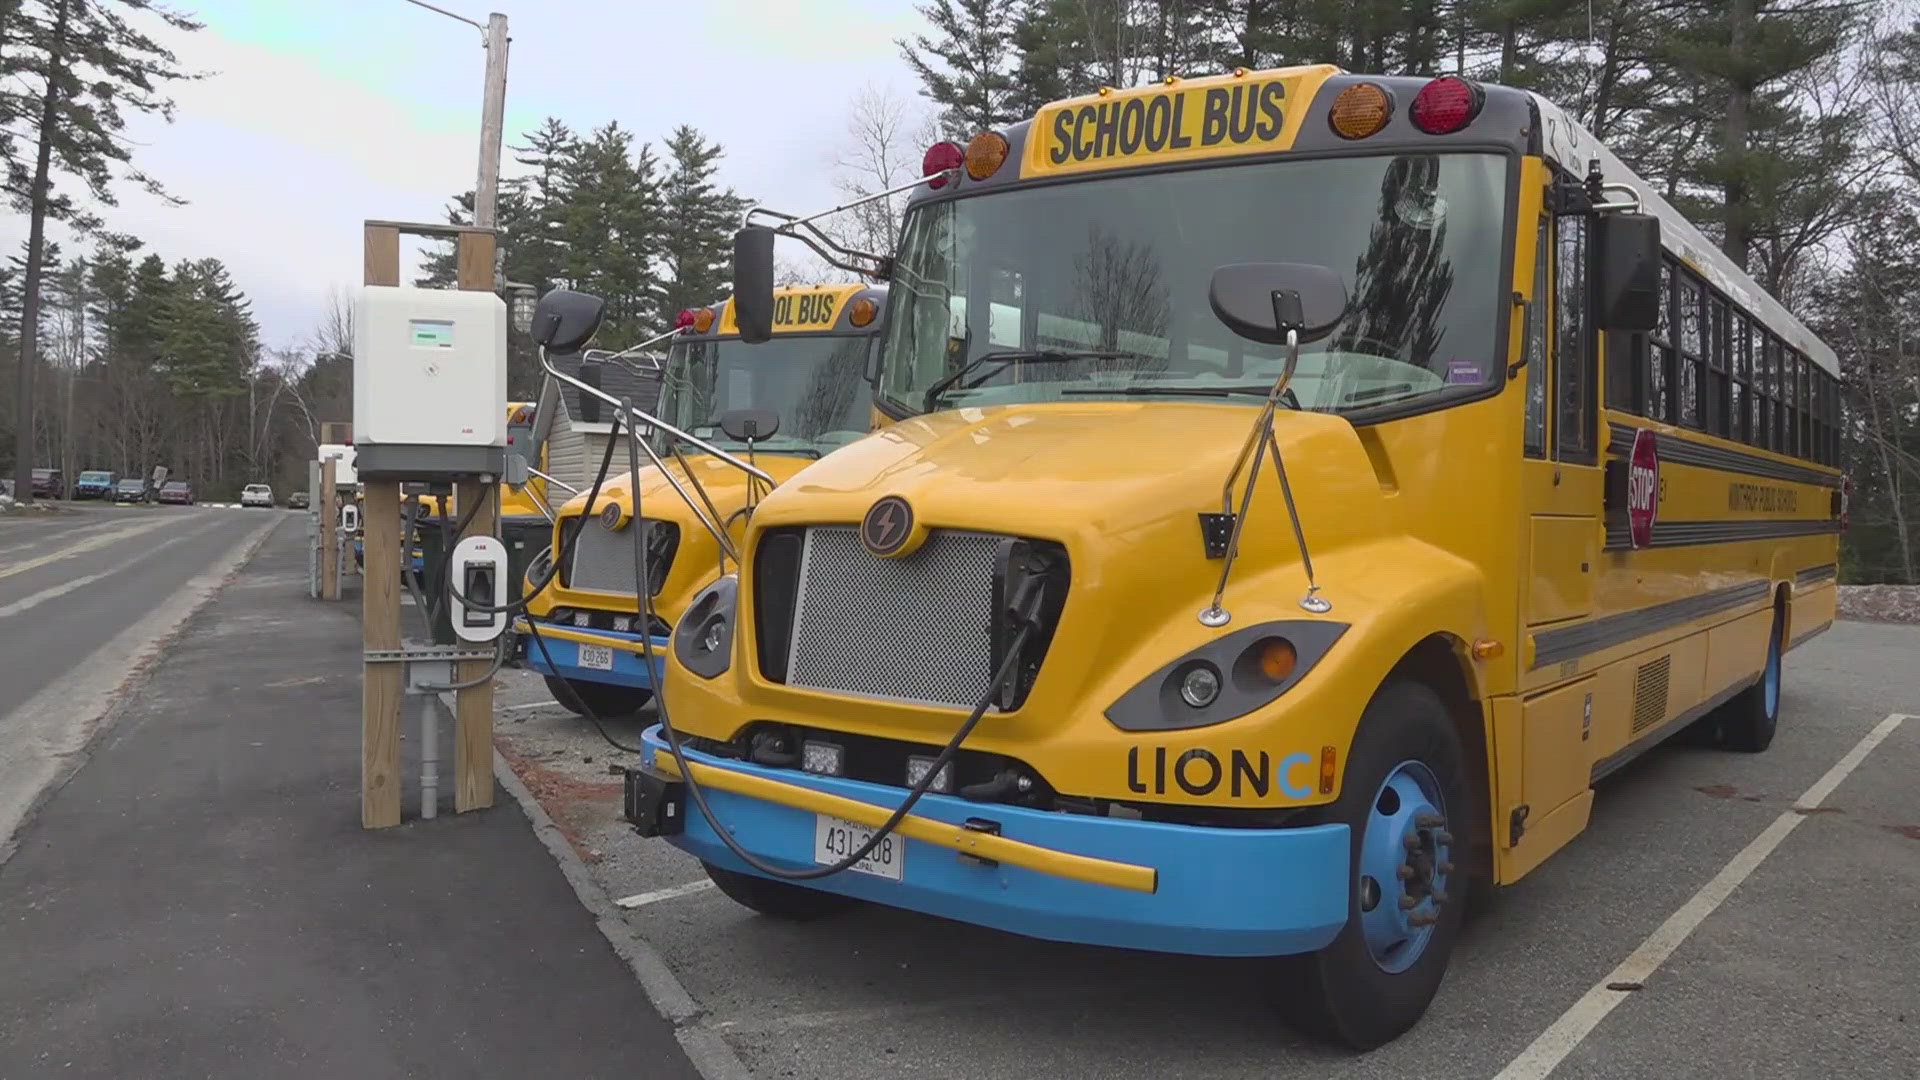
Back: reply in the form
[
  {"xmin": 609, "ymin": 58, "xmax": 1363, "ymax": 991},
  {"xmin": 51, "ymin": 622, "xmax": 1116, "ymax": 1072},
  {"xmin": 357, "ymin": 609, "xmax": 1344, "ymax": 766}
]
[{"xmin": 1024, "ymin": 65, "xmax": 1339, "ymax": 178}]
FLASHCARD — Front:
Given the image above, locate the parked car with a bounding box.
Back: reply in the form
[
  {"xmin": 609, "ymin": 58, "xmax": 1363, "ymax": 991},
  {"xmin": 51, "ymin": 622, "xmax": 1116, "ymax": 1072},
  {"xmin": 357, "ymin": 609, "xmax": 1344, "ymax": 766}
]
[
  {"xmin": 287, "ymin": 491, "xmax": 311, "ymax": 509},
  {"xmin": 72, "ymin": 470, "xmax": 116, "ymax": 500},
  {"xmin": 112, "ymin": 478, "xmax": 152, "ymax": 503},
  {"xmin": 240, "ymin": 483, "xmax": 275, "ymax": 508},
  {"xmin": 157, "ymin": 481, "xmax": 195, "ymax": 505},
  {"xmin": 31, "ymin": 468, "xmax": 63, "ymax": 499}
]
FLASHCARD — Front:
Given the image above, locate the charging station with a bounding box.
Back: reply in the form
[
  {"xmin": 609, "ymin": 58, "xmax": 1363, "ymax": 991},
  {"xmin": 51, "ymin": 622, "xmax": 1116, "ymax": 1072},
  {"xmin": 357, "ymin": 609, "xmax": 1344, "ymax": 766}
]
[{"xmin": 357, "ymin": 220, "xmax": 512, "ymax": 829}]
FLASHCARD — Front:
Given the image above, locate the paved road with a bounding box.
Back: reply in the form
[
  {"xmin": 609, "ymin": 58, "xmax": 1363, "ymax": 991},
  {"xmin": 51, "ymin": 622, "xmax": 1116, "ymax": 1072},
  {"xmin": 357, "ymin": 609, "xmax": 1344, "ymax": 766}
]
[
  {"xmin": 490, "ymin": 620, "xmax": 1920, "ymax": 1080},
  {"xmin": 0, "ymin": 502, "xmax": 283, "ymax": 852},
  {"xmin": 0, "ymin": 517, "xmax": 702, "ymax": 1079}
]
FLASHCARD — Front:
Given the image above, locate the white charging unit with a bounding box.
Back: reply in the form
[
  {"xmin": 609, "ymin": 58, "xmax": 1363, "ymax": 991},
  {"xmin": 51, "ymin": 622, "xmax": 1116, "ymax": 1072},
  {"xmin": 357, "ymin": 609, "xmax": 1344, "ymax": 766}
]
[
  {"xmin": 448, "ymin": 535, "xmax": 508, "ymax": 643},
  {"xmin": 352, "ymin": 286, "xmax": 508, "ymax": 480}
]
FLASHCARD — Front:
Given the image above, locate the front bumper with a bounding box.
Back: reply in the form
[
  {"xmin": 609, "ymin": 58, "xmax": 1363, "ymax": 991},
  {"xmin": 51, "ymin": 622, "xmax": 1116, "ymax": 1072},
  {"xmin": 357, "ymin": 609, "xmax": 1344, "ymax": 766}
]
[
  {"xmin": 519, "ymin": 618, "xmax": 669, "ymax": 689},
  {"xmin": 641, "ymin": 725, "xmax": 1350, "ymax": 957}
]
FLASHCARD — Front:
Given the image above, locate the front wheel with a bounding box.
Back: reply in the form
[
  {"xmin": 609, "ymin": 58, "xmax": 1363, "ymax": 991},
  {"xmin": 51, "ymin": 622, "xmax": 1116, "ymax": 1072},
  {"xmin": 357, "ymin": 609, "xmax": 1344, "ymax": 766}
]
[
  {"xmin": 703, "ymin": 862, "xmax": 858, "ymax": 920},
  {"xmin": 1274, "ymin": 679, "xmax": 1471, "ymax": 1049},
  {"xmin": 543, "ymin": 674, "xmax": 652, "ymax": 718}
]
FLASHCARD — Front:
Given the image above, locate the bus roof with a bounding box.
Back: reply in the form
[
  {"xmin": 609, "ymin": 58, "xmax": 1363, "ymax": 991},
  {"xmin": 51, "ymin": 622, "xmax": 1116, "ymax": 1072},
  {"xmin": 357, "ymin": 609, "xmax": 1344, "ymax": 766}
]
[
  {"xmin": 681, "ymin": 283, "xmax": 887, "ymax": 341},
  {"xmin": 900, "ymin": 65, "xmax": 1835, "ymax": 376}
]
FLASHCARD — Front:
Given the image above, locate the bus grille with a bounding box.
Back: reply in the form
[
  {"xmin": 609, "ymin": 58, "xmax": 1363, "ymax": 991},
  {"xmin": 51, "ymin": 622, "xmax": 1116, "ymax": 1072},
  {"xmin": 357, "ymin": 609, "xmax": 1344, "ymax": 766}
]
[
  {"xmin": 784, "ymin": 525, "xmax": 1000, "ymax": 708},
  {"xmin": 567, "ymin": 518, "xmax": 678, "ymax": 596}
]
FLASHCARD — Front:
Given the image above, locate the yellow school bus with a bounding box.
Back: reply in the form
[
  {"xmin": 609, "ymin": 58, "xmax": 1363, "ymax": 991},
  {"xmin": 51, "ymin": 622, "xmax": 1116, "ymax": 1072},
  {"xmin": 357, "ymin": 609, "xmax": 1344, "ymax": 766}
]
[
  {"xmin": 518, "ymin": 285, "xmax": 889, "ymax": 718},
  {"xmin": 634, "ymin": 68, "xmax": 1841, "ymax": 1047}
]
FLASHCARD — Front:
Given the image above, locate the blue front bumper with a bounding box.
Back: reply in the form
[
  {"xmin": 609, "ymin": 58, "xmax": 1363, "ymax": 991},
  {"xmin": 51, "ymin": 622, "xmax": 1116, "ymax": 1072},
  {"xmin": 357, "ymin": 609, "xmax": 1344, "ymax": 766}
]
[
  {"xmin": 641, "ymin": 726, "xmax": 1351, "ymax": 957},
  {"xmin": 523, "ymin": 620, "xmax": 669, "ymax": 689}
]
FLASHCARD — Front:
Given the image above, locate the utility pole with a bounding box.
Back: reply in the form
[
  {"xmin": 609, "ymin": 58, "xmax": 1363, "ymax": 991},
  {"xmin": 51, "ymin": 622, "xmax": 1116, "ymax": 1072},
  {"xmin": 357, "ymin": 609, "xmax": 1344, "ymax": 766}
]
[{"xmin": 474, "ymin": 13, "xmax": 509, "ymax": 233}]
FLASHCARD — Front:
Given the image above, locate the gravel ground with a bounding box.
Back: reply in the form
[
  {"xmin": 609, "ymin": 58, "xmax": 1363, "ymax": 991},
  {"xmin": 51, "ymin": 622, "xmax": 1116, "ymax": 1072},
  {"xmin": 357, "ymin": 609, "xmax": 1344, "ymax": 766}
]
[{"xmin": 1837, "ymin": 584, "xmax": 1920, "ymax": 623}]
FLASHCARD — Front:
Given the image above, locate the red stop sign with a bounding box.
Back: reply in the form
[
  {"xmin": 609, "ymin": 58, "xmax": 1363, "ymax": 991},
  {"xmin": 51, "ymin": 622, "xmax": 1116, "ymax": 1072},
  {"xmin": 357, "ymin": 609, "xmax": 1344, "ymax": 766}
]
[{"xmin": 1627, "ymin": 429, "xmax": 1659, "ymax": 549}]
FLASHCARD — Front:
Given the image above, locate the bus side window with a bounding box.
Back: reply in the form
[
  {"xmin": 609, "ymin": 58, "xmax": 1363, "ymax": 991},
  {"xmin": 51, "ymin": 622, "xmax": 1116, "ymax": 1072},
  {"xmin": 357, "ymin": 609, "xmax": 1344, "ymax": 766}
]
[
  {"xmin": 1524, "ymin": 215, "xmax": 1549, "ymax": 459},
  {"xmin": 1554, "ymin": 212, "xmax": 1594, "ymax": 463}
]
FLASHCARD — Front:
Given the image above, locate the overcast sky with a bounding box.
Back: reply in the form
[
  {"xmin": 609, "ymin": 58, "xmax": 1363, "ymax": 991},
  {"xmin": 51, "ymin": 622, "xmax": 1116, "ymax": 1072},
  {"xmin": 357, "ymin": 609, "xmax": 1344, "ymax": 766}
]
[{"xmin": 3, "ymin": 0, "xmax": 931, "ymax": 350}]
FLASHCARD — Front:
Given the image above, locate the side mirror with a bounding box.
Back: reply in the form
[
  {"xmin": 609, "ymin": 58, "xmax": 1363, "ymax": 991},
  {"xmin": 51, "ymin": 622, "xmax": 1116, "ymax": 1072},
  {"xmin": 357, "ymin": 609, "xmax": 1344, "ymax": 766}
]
[
  {"xmin": 1594, "ymin": 213, "xmax": 1660, "ymax": 332},
  {"xmin": 1209, "ymin": 263, "xmax": 1347, "ymax": 345},
  {"xmin": 529, "ymin": 288, "xmax": 606, "ymax": 352},
  {"xmin": 718, "ymin": 408, "xmax": 780, "ymax": 442},
  {"xmin": 732, "ymin": 227, "xmax": 777, "ymax": 344}
]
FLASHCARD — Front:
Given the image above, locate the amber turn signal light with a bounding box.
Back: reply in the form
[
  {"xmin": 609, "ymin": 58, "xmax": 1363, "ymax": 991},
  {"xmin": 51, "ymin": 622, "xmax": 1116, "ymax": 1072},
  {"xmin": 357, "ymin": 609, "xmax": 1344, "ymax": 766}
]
[
  {"xmin": 692, "ymin": 307, "xmax": 715, "ymax": 333},
  {"xmin": 965, "ymin": 131, "xmax": 1010, "ymax": 181},
  {"xmin": 848, "ymin": 296, "xmax": 878, "ymax": 327},
  {"xmin": 1254, "ymin": 637, "xmax": 1298, "ymax": 682},
  {"xmin": 1329, "ymin": 82, "xmax": 1392, "ymax": 140}
]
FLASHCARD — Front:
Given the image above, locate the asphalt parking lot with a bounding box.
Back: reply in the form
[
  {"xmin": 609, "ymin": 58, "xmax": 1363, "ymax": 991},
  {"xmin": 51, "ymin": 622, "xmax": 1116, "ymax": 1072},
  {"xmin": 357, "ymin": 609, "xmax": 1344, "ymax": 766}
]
[{"xmin": 492, "ymin": 619, "xmax": 1920, "ymax": 1079}]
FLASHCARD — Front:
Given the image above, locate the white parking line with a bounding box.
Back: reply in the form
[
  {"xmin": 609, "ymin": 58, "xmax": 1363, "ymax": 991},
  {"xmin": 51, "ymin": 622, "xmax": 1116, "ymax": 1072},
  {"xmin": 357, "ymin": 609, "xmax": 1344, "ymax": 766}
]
[
  {"xmin": 499, "ymin": 699, "xmax": 561, "ymax": 713},
  {"xmin": 614, "ymin": 879, "xmax": 716, "ymax": 909},
  {"xmin": 1493, "ymin": 712, "xmax": 1911, "ymax": 1080}
]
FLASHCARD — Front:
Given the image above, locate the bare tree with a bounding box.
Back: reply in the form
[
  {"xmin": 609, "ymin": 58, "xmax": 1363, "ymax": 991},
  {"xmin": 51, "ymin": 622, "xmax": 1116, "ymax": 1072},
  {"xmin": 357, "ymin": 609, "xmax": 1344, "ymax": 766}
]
[{"xmin": 828, "ymin": 84, "xmax": 938, "ymax": 261}]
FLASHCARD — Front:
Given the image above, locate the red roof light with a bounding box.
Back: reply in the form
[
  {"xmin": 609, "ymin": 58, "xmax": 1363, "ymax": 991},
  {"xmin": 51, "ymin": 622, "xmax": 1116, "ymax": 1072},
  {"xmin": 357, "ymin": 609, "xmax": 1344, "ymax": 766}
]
[
  {"xmin": 923, "ymin": 141, "xmax": 964, "ymax": 189},
  {"xmin": 674, "ymin": 308, "xmax": 698, "ymax": 329},
  {"xmin": 1409, "ymin": 77, "xmax": 1484, "ymax": 135}
]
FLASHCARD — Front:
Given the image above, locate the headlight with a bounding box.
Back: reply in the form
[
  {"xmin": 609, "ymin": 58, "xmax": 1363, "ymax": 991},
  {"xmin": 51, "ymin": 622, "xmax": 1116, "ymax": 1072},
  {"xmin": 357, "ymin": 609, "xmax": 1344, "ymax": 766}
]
[
  {"xmin": 1105, "ymin": 619, "xmax": 1348, "ymax": 732},
  {"xmin": 673, "ymin": 574, "xmax": 737, "ymax": 679}
]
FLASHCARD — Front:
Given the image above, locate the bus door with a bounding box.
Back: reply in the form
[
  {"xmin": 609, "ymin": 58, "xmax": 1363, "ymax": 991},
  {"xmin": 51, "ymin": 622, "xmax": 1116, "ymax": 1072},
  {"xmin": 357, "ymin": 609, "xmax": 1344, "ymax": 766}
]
[{"xmin": 1516, "ymin": 179, "xmax": 1603, "ymax": 843}]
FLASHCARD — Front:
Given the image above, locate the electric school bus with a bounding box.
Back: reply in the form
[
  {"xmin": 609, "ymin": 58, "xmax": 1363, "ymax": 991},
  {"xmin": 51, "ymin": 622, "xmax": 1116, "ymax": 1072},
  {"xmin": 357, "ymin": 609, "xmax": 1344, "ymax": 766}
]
[
  {"xmin": 622, "ymin": 66, "xmax": 1843, "ymax": 1048},
  {"xmin": 518, "ymin": 285, "xmax": 889, "ymax": 719}
]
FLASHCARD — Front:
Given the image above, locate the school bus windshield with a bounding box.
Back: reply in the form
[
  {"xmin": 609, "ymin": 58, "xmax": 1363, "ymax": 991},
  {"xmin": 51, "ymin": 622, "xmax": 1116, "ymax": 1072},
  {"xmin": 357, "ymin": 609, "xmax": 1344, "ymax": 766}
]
[
  {"xmin": 883, "ymin": 152, "xmax": 1508, "ymax": 414},
  {"xmin": 659, "ymin": 333, "xmax": 874, "ymax": 457}
]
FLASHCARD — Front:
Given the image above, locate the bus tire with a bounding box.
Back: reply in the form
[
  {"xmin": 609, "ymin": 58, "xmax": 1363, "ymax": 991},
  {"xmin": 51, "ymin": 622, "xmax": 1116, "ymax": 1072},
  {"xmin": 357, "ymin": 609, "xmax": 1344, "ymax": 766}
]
[
  {"xmin": 1274, "ymin": 679, "xmax": 1470, "ymax": 1049},
  {"xmin": 543, "ymin": 675, "xmax": 653, "ymax": 718},
  {"xmin": 703, "ymin": 863, "xmax": 858, "ymax": 920},
  {"xmin": 1713, "ymin": 604, "xmax": 1784, "ymax": 754}
]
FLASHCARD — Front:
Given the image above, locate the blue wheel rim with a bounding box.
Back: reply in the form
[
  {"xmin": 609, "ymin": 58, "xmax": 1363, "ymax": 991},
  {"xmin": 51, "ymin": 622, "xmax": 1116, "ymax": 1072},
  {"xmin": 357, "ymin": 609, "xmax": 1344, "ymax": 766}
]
[
  {"xmin": 1763, "ymin": 617, "xmax": 1781, "ymax": 718},
  {"xmin": 1357, "ymin": 760, "xmax": 1450, "ymax": 974}
]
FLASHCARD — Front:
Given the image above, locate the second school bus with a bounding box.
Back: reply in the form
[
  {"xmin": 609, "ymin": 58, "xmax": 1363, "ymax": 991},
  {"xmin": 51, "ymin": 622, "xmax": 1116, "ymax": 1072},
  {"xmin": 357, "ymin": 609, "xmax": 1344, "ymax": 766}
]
[
  {"xmin": 630, "ymin": 67, "xmax": 1842, "ymax": 1047},
  {"xmin": 518, "ymin": 285, "xmax": 888, "ymax": 717}
]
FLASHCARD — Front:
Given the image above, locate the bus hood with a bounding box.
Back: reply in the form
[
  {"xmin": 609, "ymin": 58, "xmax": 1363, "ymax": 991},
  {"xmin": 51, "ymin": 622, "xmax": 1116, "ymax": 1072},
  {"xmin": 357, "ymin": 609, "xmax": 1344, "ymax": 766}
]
[
  {"xmin": 562, "ymin": 453, "xmax": 818, "ymax": 523},
  {"xmin": 758, "ymin": 401, "xmax": 1392, "ymax": 568}
]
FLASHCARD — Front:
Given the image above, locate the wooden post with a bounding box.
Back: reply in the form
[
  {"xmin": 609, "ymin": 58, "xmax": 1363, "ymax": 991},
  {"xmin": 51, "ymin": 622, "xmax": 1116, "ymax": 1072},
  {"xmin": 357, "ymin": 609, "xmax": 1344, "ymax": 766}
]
[
  {"xmin": 361, "ymin": 479, "xmax": 403, "ymax": 828},
  {"xmin": 453, "ymin": 227, "xmax": 496, "ymax": 812},
  {"xmin": 319, "ymin": 459, "xmax": 339, "ymax": 601},
  {"xmin": 361, "ymin": 221, "xmax": 404, "ymax": 829}
]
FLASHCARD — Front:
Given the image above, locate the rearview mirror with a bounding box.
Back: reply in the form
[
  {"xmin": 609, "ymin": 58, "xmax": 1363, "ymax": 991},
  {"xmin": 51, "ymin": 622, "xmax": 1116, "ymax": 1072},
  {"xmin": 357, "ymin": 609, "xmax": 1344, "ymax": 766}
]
[
  {"xmin": 1594, "ymin": 213, "xmax": 1661, "ymax": 332},
  {"xmin": 529, "ymin": 289, "xmax": 605, "ymax": 353},
  {"xmin": 732, "ymin": 227, "xmax": 777, "ymax": 344},
  {"xmin": 718, "ymin": 408, "xmax": 780, "ymax": 442},
  {"xmin": 1209, "ymin": 263, "xmax": 1347, "ymax": 346}
]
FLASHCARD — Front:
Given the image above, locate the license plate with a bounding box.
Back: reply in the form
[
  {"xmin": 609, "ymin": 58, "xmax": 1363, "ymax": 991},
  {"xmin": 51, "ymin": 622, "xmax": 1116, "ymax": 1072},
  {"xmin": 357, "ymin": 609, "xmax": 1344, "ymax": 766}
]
[
  {"xmin": 813, "ymin": 814, "xmax": 904, "ymax": 881},
  {"xmin": 577, "ymin": 643, "xmax": 614, "ymax": 671}
]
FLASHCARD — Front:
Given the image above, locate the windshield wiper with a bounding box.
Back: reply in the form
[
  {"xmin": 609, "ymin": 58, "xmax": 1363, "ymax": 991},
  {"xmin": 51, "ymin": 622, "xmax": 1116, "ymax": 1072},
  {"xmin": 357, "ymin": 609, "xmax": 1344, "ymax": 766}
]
[
  {"xmin": 1058, "ymin": 384, "xmax": 1303, "ymax": 409},
  {"xmin": 922, "ymin": 348, "xmax": 1140, "ymax": 411}
]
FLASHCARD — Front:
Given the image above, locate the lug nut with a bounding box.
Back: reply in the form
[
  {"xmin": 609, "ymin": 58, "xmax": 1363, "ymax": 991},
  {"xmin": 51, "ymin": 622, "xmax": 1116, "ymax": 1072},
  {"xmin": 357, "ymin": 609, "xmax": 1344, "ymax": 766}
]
[
  {"xmin": 1396, "ymin": 865, "xmax": 1414, "ymax": 881},
  {"xmin": 1415, "ymin": 812, "xmax": 1445, "ymax": 828},
  {"xmin": 1434, "ymin": 830, "xmax": 1454, "ymax": 846},
  {"xmin": 1408, "ymin": 911, "xmax": 1438, "ymax": 927},
  {"xmin": 1438, "ymin": 861, "xmax": 1455, "ymax": 875},
  {"xmin": 1404, "ymin": 832, "xmax": 1421, "ymax": 850},
  {"xmin": 1400, "ymin": 894, "xmax": 1419, "ymax": 910},
  {"xmin": 1431, "ymin": 890, "xmax": 1449, "ymax": 905}
]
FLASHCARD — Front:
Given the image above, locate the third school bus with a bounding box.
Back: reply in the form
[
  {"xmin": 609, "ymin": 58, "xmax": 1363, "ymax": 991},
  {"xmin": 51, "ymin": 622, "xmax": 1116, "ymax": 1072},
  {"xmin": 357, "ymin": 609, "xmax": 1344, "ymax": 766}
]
[{"xmin": 630, "ymin": 67, "xmax": 1842, "ymax": 1048}]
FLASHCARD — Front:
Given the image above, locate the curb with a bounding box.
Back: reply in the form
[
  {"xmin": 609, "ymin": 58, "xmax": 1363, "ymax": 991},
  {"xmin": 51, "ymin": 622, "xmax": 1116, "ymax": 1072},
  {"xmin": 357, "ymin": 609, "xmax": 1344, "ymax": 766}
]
[{"xmin": 466, "ymin": 696, "xmax": 752, "ymax": 1080}]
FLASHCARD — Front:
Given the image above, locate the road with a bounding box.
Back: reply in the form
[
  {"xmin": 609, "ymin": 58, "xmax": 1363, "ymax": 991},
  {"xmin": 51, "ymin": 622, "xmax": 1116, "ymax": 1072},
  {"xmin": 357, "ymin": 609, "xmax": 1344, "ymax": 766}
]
[
  {"xmin": 0, "ymin": 501, "xmax": 282, "ymax": 854},
  {"xmin": 490, "ymin": 620, "xmax": 1920, "ymax": 1080}
]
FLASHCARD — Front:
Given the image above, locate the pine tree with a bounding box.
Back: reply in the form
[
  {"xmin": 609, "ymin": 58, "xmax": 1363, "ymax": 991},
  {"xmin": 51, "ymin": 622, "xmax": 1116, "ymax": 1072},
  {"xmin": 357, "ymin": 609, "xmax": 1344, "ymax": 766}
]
[
  {"xmin": 4, "ymin": 0, "xmax": 197, "ymax": 499},
  {"xmin": 654, "ymin": 125, "xmax": 748, "ymax": 322},
  {"xmin": 900, "ymin": 0, "xmax": 1025, "ymax": 136}
]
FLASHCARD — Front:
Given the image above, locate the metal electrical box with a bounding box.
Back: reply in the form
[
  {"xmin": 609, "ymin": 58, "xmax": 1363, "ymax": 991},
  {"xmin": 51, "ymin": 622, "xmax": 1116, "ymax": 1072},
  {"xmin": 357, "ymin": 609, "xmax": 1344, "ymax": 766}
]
[{"xmin": 352, "ymin": 286, "xmax": 508, "ymax": 480}]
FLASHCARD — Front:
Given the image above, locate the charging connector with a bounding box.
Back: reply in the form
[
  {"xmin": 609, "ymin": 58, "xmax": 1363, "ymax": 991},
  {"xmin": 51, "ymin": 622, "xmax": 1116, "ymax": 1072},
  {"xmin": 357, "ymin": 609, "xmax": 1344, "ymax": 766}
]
[{"xmin": 448, "ymin": 535, "xmax": 508, "ymax": 642}]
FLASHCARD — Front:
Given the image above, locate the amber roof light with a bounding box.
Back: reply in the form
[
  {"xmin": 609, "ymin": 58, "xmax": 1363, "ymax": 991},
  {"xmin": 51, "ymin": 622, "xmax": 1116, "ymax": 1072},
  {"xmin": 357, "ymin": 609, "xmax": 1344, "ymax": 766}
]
[
  {"xmin": 965, "ymin": 131, "xmax": 1009, "ymax": 180},
  {"xmin": 1329, "ymin": 82, "xmax": 1392, "ymax": 140}
]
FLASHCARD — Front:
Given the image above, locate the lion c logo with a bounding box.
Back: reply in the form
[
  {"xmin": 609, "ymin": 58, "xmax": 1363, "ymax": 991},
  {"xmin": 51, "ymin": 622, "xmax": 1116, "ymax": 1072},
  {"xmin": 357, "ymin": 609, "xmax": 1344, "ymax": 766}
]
[{"xmin": 861, "ymin": 496, "xmax": 915, "ymax": 557}]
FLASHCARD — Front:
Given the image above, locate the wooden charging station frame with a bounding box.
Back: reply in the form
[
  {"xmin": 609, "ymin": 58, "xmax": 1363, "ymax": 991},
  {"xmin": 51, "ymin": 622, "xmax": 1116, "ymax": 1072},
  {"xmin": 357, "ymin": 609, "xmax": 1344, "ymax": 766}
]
[{"xmin": 361, "ymin": 220, "xmax": 501, "ymax": 828}]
